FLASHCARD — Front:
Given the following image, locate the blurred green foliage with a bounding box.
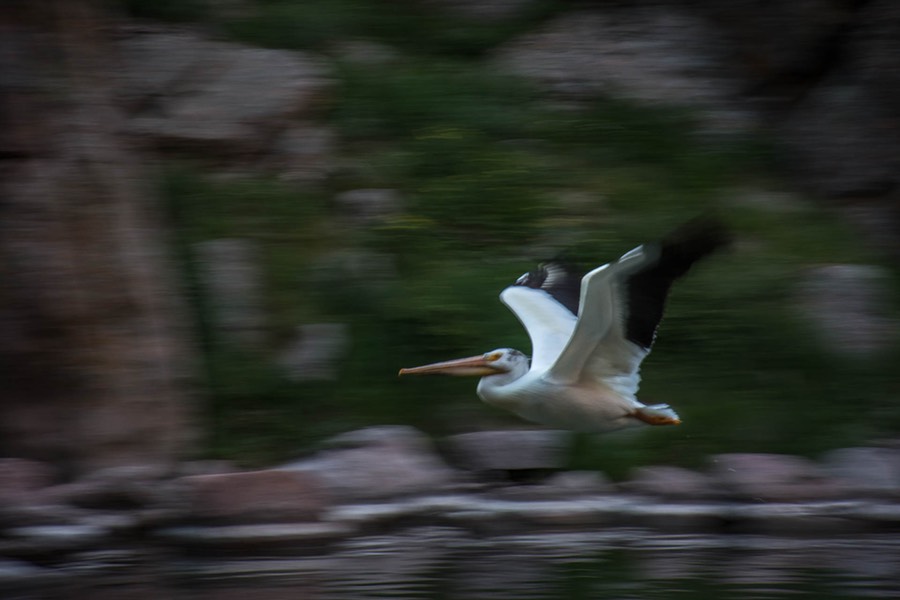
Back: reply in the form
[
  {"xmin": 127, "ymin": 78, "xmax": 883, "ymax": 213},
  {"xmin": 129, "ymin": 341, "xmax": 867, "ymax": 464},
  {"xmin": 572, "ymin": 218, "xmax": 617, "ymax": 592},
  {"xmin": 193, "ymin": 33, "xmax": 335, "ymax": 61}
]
[
  {"xmin": 154, "ymin": 1, "xmax": 900, "ymax": 470},
  {"xmin": 218, "ymin": 0, "xmax": 563, "ymax": 57}
]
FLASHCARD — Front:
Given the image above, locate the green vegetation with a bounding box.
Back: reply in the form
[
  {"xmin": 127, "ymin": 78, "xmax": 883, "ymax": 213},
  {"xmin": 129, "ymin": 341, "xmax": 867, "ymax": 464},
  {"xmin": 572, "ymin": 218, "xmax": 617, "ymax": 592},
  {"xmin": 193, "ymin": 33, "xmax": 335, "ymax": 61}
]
[
  {"xmin": 219, "ymin": 0, "xmax": 563, "ymax": 57},
  {"xmin": 152, "ymin": 1, "xmax": 899, "ymax": 470}
]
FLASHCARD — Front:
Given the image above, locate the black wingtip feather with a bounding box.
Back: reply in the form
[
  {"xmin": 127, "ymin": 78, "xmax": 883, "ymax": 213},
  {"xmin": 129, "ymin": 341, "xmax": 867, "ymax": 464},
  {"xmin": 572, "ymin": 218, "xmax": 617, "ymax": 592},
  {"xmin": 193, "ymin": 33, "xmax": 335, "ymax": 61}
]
[
  {"xmin": 660, "ymin": 216, "xmax": 731, "ymax": 270},
  {"xmin": 625, "ymin": 217, "xmax": 729, "ymax": 349},
  {"xmin": 514, "ymin": 261, "xmax": 582, "ymax": 315},
  {"xmin": 512, "ymin": 218, "xmax": 729, "ymax": 347}
]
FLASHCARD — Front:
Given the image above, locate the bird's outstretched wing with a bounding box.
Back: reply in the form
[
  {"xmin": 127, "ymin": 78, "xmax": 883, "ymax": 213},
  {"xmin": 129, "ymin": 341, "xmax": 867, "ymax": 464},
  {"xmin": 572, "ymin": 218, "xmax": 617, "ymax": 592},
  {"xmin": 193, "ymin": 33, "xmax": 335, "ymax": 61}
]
[
  {"xmin": 513, "ymin": 262, "xmax": 582, "ymax": 314},
  {"xmin": 499, "ymin": 262, "xmax": 583, "ymax": 372},
  {"xmin": 544, "ymin": 219, "xmax": 729, "ymax": 391}
]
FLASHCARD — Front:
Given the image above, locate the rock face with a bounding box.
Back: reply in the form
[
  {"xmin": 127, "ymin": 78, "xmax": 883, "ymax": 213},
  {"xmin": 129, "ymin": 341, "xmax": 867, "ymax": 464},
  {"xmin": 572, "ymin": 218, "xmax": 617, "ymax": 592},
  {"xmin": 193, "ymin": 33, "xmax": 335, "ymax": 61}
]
[
  {"xmin": 494, "ymin": 7, "xmax": 754, "ymax": 131},
  {"xmin": 624, "ymin": 465, "xmax": 718, "ymax": 500},
  {"xmin": 279, "ymin": 426, "xmax": 460, "ymax": 500},
  {"xmin": 795, "ymin": 264, "xmax": 897, "ymax": 357},
  {"xmin": 709, "ymin": 453, "xmax": 843, "ymax": 502},
  {"xmin": 334, "ymin": 189, "xmax": 403, "ymax": 225},
  {"xmin": 0, "ymin": 459, "xmax": 56, "ymax": 506},
  {"xmin": 445, "ymin": 430, "xmax": 572, "ymax": 474},
  {"xmin": 776, "ymin": 0, "xmax": 900, "ymax": 198},
  {"xmin": 425, "ymin": 0, "xmax": 541, "ymax": 21},
  {"xmin": 117, "ymin": 28, "xmax": 332, "ymax": 153},
  {"xmin": 780, "ymin": 75, "xmax": 898, "ymax": 199},
  {"xmin": 691, "ymin": 0, "xmax": 853, "ymax": 85},
  {"xmin": 273, "ymin": 124, "xmax": 337, "ymax": 183},
  {"xmin": 0, "ymin": 0, "xmax": 196, "ymax": 473},
  {"xmin": 278, "ymin": 323, "xmax": 349, "ymax": 381},
  {"xmin": 774, "ymin": 0, "xmax": 900, "ymax": 255},
  {"xmin": 492, "ymin": 1, "xmax": 900, "ymax": 255},
  {"xmin": 179, "ymin": 470, "xmax": 328, "ymax": 523},
  {"xmin": 3, "ymin": 441, "xmax": 900, "ymax": 569},
  {"xmin": 194, "ymin": 239, "xmax": 266, "ymax": 347},
  {"xmin": 822, "ymin": 446, "xmax": 900, "ymax": 497}
]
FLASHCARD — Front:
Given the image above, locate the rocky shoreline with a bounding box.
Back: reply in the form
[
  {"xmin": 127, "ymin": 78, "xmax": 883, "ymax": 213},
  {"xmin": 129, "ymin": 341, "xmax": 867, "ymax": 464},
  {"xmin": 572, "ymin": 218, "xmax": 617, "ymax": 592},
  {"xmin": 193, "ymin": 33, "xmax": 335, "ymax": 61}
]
[{"xmin": 3, "ymin": 426, "xmax": 900, "ymax": 583}]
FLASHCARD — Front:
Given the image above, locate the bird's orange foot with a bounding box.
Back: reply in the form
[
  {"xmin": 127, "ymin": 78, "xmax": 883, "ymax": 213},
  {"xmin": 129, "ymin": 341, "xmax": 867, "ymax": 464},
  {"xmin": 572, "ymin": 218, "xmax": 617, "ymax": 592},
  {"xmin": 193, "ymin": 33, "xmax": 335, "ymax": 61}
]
[{"xmin": 632, "ymin": 407, "xmax": 682, "ymax": 426}]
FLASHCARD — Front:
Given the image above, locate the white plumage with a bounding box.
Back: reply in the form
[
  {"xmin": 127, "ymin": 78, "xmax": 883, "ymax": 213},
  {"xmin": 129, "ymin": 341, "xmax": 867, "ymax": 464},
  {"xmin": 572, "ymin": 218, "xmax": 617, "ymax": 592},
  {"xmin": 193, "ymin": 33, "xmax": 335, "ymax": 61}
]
[{"xmin": 400, "ymin": 219, "xmax": 727, "ymax": 432}]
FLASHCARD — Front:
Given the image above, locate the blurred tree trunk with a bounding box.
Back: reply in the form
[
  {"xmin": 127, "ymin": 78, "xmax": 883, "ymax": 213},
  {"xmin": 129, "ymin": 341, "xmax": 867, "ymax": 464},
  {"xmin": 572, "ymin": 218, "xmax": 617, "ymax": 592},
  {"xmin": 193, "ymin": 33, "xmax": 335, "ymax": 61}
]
[{"xmin": 0, "ymin": 0, "xmax": 197, "ymax": 474}]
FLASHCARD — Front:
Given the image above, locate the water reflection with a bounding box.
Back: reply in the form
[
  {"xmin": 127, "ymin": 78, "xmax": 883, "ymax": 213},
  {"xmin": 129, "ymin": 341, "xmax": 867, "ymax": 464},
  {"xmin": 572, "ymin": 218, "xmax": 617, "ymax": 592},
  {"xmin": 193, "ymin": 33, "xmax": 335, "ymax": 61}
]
[{"xmin": 7, "ymin": 530, "xmax": 900, "ymax": 599}]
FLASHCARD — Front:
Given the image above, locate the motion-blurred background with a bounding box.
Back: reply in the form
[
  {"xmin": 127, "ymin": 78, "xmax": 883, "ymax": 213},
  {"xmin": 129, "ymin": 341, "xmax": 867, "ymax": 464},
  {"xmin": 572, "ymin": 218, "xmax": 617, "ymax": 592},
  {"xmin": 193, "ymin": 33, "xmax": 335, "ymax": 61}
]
[{"xmin": 2, "ymin": 0, "xmax": 899, "ymax": 477}]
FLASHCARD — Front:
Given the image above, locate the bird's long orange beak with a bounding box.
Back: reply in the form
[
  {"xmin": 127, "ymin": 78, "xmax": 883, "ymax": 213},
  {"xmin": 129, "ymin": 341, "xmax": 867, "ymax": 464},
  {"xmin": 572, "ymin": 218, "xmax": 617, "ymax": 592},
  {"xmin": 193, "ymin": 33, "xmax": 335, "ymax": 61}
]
[{"xmin": 399, "ymin": 354, "xmax": 506, "ymax": 377}]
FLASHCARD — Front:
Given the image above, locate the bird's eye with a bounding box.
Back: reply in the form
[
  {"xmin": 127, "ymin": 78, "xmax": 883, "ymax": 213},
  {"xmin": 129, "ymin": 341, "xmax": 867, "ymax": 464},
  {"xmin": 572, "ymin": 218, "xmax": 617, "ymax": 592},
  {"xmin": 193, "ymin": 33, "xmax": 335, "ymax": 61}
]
[{"xmin": 486, "ymin": 352, "xmax": 503, "ymax": 362}]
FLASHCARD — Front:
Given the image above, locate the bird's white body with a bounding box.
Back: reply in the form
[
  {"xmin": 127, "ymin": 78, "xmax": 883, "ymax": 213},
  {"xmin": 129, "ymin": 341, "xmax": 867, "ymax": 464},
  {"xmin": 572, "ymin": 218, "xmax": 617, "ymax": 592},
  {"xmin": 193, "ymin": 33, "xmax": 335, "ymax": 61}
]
[
  {"xmin": 477, "ymin": 369, "xmax": 647, "ymax": 432},
  {"xmin": 399, "ymin": 220, "xmax": 725, "ymax": 432},
  {"xmin": 472, "ymin": 250, "xmax": 678, "ymax": 431}
]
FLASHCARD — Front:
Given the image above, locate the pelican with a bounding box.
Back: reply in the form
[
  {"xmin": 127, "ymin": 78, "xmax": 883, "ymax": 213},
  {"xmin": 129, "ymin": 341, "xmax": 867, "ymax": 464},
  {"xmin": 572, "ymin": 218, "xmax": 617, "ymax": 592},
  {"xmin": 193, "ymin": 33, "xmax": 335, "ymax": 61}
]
[{"xmin": 399, "ymin": 219, "xmax": 728, "ymax": 432}]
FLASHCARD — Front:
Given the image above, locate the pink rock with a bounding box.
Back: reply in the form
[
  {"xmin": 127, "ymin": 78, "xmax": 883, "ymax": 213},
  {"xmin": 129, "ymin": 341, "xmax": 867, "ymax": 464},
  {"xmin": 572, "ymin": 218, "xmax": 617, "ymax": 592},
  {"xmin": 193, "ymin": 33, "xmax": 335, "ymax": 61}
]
[
  {"xmin": 708, "ymin": 453, "xmax": 843, "ymax": 502},
  {"xmin": 179, "ymin": 469, "xmax": 327, "ymax": 523},
  {"xmin": 281, "ymin": 426, "xmax": 459, "ymax": 501},
  {"xmin": 446, "ymin": 430, "xmax": 571, "ymax": 472},
  {"xmin": 37, "ymin": 477, "xmax": 168, "ymax": 510},
  {"xmin": 0, "ymin": 458, "xmax": 56, "ymax": 505},
  {"xmin": 625, "ymin": 465, "xmax": 717, "ymax": 499},
  {"xmin": 822, "ymin": 446, "xmax": 900, "ymax": 497}
]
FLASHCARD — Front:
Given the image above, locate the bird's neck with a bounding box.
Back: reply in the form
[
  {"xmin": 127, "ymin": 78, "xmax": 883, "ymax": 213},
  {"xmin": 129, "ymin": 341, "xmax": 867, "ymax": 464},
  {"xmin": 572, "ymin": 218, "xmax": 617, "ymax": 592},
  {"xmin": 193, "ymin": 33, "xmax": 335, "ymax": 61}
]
[{"xmin": 476, "ymin": 366, "xmax": 529, "ymax": 408}]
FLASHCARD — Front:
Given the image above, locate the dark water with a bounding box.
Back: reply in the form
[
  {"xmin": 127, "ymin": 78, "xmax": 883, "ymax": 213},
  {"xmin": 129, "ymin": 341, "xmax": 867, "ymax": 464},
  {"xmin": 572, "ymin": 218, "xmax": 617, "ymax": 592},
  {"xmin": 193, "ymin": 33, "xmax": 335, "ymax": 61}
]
[{"xmin": 7, "ymin": 529, "xmax": 900, "ymax": 599}]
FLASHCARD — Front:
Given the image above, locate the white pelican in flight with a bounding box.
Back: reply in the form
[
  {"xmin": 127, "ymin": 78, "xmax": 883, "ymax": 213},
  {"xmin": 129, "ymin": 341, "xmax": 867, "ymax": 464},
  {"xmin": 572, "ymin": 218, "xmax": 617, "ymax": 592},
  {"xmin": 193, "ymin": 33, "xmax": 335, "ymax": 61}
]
[{"xmin": 399, "ymin": 219, "xmax": 728, "ymax": 432}]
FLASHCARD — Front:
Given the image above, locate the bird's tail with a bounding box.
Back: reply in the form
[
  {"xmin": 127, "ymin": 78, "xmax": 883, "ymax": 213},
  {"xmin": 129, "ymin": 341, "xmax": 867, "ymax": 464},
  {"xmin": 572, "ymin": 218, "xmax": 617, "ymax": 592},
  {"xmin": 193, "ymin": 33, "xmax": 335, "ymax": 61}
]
[{"xmin": 634, "ymin": 403, "xmax": 682, "ymax": 426}]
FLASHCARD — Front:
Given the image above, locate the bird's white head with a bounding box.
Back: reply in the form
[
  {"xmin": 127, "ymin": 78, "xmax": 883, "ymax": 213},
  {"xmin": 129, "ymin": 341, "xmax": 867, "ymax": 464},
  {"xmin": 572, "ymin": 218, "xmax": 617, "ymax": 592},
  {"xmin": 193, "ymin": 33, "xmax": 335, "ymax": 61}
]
[
  {"xmin": 399, "ymin": 347, "xmax": 529, "ymax": 379},
  {"xmin": 480, "ymin": 348, "xmax": 529, "ymax": 376}
]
